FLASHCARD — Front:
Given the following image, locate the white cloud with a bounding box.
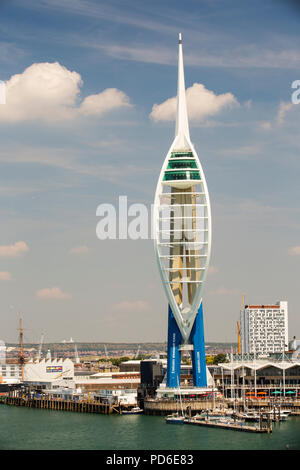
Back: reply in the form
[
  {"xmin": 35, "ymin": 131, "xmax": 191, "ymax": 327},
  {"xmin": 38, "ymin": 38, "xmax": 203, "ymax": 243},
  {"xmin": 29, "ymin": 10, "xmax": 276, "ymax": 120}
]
[
  {"xmin": 260, "ymin": 121, "xmax": 272, "ymax": 130},
  {"xmin": 36, "ymin": 287, "xmax": 71, "ymax": 300},
  {"xmin": 79, "ymin": 88, "xmax": 131, "ymax": 116},
  {"xmin": 69, "ymin": 245, "xmax": 89, "ymax": 255},
  {"xmin": 277, "ymin": 101, "xmax": 293, "ymax": 125},
  {"xmin": 0, "ymin": 241, "xmax": 29, "ymax": 257},
  {"xmin": 209, "ymin": 287, "xmax": 239, "ymax": 296},
  {"xmin": 288, "ymin": 246, "xmax": 300, "ymax": 256},
  {"xmin": 112, "ymin": 300, "xmax": 150, "ymax": 313},
  {"xmin": 150, "ymin": 83, "xmax": 238, "ymax": 123},
  {"xmin": 208, "ymin": 266, "xmax": 219, "ymax": 275},
  {"xmin": 0, "ymin": 62, "xmax": 131, "ymax": 123},
  {"xmin": 0, "ymin": 271, "xmax": 12, "ymax": 281},
  {"xmin": 219, "ymin": 145, "xmax": 261, "ymax": 159}
]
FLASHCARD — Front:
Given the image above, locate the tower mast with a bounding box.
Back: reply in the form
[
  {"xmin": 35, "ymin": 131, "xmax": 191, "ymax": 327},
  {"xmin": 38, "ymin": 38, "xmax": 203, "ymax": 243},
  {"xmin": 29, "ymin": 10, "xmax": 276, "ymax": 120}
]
[{"xmin": 175, "ymin": 32, "xmax": 190, "ymax": 147}]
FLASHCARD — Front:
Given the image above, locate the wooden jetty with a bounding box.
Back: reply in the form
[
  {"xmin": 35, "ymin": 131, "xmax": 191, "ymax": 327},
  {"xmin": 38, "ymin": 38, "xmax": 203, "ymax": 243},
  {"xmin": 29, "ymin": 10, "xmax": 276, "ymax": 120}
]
[
  {"xmin": 1, "ymin": 394, "xmax": 133, "ymax": 415},
  {"xmin": 184, "ymin": 417, "xmax": 272, "ymax": 433}
]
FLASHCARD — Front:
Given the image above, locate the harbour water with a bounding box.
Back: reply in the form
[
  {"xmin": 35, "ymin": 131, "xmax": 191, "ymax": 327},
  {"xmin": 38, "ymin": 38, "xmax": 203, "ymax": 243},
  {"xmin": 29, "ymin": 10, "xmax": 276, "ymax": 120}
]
[{"xmin": 0, "ymin": 405, "xmax": 299, "ymax": 450}]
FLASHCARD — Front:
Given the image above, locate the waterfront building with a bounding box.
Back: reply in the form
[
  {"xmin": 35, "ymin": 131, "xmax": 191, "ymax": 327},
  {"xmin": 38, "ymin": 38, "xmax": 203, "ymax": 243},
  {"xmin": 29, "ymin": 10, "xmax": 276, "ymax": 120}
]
[
  {"xmin": 153, "ymin": 34, "xmax": 211, "ymax": 392},
  {"xmin": 119, "ymin": 360, "xmax": 141, "ymax": 372},
  {"xmin": 240, "ymin": 301, "xmax": 288, "ymax": 356},
  {"xmin": 24, "ymin": 358, "xmax": 74, "ymax": 382},
  {"xmin": 74, "ymin": 371, "xmax": 140, "ymax": 393},
  {"xmin": 95, "ymin": 389, "xmax": 137, "ymax": 406},
  {"xmin": 0, "ymin": 363, "xmax": 22, "ymax": 384},
  {"xmin": 211, "ymin": 357, "xmax": 300, "ymax": 399}
]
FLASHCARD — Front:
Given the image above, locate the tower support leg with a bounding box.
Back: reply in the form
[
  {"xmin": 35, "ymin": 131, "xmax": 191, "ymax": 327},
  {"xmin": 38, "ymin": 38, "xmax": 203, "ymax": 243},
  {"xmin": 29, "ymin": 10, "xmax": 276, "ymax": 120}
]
[
  {"xmin": 190, "ymin": 301, "xmax": 207, "ymax": 387},
  {"xmin": 166, "ymin": 305, "xmax": 182, "ymax": 388}
]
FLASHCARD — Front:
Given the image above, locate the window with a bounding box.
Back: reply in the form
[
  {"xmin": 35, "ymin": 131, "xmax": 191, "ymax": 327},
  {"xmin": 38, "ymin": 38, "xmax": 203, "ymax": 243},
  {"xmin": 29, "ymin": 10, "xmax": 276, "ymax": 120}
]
[
  {"xmin": 163, "ymin": 171, "xmax": 201, "ymax": 181},
  {"xmin": 167, "ymin": 160, "xmax": 197, "ymax": 169},
  {"xmin": 171, "ymin": 152, "xmax": 194, "ymax": 159}
]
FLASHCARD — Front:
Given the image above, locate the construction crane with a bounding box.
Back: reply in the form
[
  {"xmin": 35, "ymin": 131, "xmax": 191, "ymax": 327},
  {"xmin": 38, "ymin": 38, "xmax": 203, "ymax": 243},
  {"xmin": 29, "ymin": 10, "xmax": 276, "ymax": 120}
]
[
  {"xmin": 17, "ymin": 312, "xmax": 25, "ymax": 381},
  {"xmin": 37, "ymin": 332, "xmax": 44, "ymax": 361},
  {"xmin": 74, "ymin": 343, "xmax": 80, "ymax": 364},
  {"xmin": 236, "ymin": 321, "xmax": 241, "ymax": 355},
  {"xmin": 237, "ymin": 293, "xmax": 246, "ymax": 355},
  {"xmin": 134, "ymin": 345, "xmax": 140, "ymax": 360}
]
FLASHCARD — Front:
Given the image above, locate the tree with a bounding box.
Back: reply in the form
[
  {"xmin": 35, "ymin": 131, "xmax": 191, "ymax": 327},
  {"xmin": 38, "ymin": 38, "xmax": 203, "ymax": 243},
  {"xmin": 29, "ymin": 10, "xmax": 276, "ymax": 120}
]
[
  {"xmin": 213, "ymin": 353, "xmax": 228, "ymax": 365},
  {"xmin": 110, "ymin": 356, "xmax": 131, "ymax": 367},
  {"xmin": 206, "ymin": 355, "xmax": 214, "ymax": 365}
]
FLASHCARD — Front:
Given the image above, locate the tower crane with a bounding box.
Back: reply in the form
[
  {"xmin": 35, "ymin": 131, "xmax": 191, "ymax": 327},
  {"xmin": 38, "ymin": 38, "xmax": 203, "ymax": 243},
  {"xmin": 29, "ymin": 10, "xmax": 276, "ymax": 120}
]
[
  {"xmin": 134, "ymin": 345, "xmax": 140, "ymax": 359},
  {"xmin": 236, "ymin": 321, "xmax": 241, "ymax": 355},
  {"xmin": 237, "ymin": 293, "xmax": 246, "ymax": 355},
  {"xmin": 37, "ymin": 332, "xmax": 44, "ymax": 361},
  {"xmin": 74, "ymin": 343, "xmax": 80, "ymax": 364}
]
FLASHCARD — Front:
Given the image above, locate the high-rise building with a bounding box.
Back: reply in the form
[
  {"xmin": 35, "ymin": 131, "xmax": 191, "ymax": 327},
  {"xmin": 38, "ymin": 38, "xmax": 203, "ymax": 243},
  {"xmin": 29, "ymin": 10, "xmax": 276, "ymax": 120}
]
[
  {"xmin": 153, "ymin": 34, "xmax": 212, "ymax": 389},
  {"xmin": 240, "ymin": 301, "xmax": 288, "ymax": 356}
]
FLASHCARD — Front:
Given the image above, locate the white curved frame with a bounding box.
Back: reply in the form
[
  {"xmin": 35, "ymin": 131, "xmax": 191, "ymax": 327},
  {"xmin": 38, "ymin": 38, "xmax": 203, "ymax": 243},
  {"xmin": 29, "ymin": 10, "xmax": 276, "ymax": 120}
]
[{"xmin": 153, "ymin": 34, "xmax": 212, "ymax": 343}]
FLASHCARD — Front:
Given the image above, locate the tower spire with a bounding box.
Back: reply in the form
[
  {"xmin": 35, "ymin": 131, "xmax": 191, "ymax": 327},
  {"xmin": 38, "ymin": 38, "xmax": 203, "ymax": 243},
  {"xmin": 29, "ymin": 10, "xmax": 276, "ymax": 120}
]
[{"xmin": 175, "ymin": 33, "xmax": 190, "ymax": 148}]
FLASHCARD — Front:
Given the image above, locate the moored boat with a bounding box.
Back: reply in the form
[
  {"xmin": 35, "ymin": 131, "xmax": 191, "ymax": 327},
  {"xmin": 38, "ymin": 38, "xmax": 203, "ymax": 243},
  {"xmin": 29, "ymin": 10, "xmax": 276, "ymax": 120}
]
[
  {"xmin": 165, "ymin": 412, "xmax": 185, "ymax": 424},
  {"xmin": 122, "ymin": 407, "xmax": 143, "ymax": 415}
]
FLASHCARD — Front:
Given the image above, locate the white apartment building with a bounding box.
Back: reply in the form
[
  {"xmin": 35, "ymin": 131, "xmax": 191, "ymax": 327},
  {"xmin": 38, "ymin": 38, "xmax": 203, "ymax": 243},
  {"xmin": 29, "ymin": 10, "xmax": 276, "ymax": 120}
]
[{"xmin": 240, "ymin": 301, "xmax": 288, "ymax": 356}]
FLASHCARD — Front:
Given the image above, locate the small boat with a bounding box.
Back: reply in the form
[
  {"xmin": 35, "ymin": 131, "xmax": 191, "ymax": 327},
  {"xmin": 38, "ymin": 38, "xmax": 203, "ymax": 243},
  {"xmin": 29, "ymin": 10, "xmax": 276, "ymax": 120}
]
[
  {"xmin": 237, "ymin": 411, "xmax": 261, "ymax": 422},
  {"xmin": 218, "ymin": 417, "xmax": 245, "ymax": 426},
  {"xmin": 165, "ymin": 413, "xmax": 185, "ymax": 425},
  {"xmin": 264, "ymin": 409, "xmax": 291, "ymax": 421},
  {"xmin": 122, "ymin": 407, "xmax": 143, "ymax": 415},
  {"xmin": 165, "ymin": 377, "xmax": 185, "ymax": 424}
]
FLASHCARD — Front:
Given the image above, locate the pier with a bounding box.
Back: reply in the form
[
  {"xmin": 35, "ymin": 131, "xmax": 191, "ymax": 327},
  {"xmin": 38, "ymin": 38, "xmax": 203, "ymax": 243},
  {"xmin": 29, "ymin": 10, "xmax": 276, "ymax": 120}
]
[
  {"xmin": 143, "ymin": 396, "xmax": 300, "ymax": 416},
  {"xmin": 183, "ymin": 417, "xmax": 272, "ymax": 433},
  {"xmin": 1, "ymin": 393, "xmax": 133, "ymax": 415}
]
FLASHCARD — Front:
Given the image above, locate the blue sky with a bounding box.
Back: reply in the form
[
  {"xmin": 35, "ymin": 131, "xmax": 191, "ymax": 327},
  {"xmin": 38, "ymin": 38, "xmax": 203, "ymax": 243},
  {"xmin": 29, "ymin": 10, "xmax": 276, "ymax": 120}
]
[{"xmin": 0, "ymin": 0, "xmax": 300, "ymax": 344}]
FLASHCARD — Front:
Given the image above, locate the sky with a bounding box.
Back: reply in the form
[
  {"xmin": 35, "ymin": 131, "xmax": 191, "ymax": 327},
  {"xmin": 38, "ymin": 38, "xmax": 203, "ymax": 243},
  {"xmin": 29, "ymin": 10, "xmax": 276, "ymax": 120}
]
[{"xmin": 0, "ymin": 0, "xmax": 299, "ymax": 344}]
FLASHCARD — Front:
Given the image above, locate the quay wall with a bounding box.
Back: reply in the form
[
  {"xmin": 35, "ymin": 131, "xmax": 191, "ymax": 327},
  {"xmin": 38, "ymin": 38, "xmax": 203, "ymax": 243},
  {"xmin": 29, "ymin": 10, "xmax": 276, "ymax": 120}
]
[
  {"xmin": 144, "ymin": 398, "xmax": 300, "ymax": 416},
  {"xmin": 143, "ymin": 399, "xmax": 225, "ymax": 416},
  {"xmin": 1, "ymin": 395, "xmax": 123, "ymax": 415}
]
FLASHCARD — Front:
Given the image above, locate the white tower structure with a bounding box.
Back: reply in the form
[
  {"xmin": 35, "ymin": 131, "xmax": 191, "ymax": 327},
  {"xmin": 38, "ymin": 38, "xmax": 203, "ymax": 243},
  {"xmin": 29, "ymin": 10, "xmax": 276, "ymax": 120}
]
[{"xmin": 153, "ymin": 34, "xmax": 212, "ymax": 388}]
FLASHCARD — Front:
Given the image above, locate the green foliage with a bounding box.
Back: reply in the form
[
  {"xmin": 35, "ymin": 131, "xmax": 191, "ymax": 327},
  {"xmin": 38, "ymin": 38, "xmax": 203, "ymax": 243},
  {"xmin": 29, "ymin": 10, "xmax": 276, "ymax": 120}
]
[
  {"xmin": 110, "ymin": 356, "xmax": 131, "ymax": 367},
  {"xmin": 213, "ymin": 353, "xmax": 228, "ymax": 364},
  {"xmin": 181, "ymin": 356, "xmax": 191, "ymax": 365},
  {"xmin": 206, "ymin": 355, "xmax": 214, "ymax": 365}
]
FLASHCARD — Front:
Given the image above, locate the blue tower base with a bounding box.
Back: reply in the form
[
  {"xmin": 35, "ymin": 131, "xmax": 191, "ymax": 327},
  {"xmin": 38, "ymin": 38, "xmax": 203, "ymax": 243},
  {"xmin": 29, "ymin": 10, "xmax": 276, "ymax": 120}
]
[
  {"xmin": 166, "ymin": 302, "xmax": 207, "ymax": 388},
  {"xmin": 166, "ymin": 305, "xmax": 182, "ymax": 388}
]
